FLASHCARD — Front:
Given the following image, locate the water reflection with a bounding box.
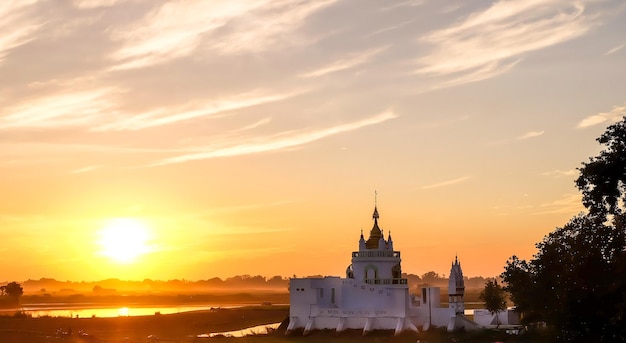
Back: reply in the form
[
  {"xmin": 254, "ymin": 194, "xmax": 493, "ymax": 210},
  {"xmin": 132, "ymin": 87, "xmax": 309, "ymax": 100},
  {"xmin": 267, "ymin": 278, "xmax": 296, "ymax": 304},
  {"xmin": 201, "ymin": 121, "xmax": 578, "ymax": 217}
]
[
  {"xmin": 197, "ymin": 322, "xmax": 281, "ymax": 338},
  {"xmin": 1, "ymin": 304, "xmax": 242, "ymax": 318}
]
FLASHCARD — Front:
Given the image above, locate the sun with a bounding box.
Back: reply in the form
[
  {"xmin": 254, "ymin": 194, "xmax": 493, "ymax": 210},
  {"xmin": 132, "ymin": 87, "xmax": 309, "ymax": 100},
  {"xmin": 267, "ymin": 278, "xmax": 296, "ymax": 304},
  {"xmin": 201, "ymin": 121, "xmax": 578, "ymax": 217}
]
[{"xmin": 97, "ymin": 218, "xmax": 152, "ymax": 263}]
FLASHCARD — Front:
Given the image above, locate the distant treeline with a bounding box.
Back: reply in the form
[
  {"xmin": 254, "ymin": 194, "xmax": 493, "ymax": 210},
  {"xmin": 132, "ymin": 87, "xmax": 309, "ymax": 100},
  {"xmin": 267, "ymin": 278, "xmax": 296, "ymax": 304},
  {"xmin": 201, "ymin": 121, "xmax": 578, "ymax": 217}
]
[{"xmin": 7, "ymin": 273, "xmax": 493, "ymax": 295}]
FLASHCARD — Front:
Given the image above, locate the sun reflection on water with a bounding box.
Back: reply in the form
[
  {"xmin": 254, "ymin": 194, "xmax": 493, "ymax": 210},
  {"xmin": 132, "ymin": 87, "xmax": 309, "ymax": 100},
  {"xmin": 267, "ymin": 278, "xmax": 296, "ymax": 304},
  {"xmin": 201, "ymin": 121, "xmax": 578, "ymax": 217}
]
[{"xmin": 118, "ymin": 307, "xmax": 129, "ymax": 316}]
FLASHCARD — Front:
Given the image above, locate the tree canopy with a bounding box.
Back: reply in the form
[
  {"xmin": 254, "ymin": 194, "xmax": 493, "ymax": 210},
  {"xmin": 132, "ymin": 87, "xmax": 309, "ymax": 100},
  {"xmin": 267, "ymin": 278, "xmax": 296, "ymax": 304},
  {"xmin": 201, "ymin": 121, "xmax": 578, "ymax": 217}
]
[
  {"xmin": 502, "ymin": 117, "xmax": 626, "ymax": 342},
  {"xmin": 0, "ymin": 282, "xmax": 24, "ymax": 306},
  {"xmin": 577, "ymin": 118, "xmax": 626, "ymax": 220},
  {"xmin": 478, "ymin": 279, "xmax": 507, "ymax": 327}
]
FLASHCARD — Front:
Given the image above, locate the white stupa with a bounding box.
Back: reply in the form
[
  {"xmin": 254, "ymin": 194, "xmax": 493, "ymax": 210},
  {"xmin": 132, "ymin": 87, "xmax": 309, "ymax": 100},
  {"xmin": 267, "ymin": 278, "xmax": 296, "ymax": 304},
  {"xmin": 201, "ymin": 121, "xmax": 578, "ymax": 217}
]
[{"xmin": 287, "ymin": 204, "xmax": 476, "ymax": 335}]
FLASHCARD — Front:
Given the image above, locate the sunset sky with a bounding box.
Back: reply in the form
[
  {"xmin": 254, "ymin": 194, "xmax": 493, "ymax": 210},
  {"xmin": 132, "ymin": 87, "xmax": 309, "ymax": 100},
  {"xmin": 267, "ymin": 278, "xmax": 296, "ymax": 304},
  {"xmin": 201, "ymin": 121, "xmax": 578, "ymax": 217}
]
[{"xmin": 1, "ymin": 0, "xmax": 626, "ymax": 282}]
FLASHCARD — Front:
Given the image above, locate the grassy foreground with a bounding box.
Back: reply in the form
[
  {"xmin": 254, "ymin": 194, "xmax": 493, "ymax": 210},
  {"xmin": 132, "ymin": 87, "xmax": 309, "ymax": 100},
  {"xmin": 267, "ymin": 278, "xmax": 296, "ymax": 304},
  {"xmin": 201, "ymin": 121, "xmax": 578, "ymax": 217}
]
[
  {"xmin": 0, "ymin": 305, "xmax": 546, "ymax": 343},
  {"xmin": 0, "ymin": 305, "xmax": 288, "ymax": 343}
]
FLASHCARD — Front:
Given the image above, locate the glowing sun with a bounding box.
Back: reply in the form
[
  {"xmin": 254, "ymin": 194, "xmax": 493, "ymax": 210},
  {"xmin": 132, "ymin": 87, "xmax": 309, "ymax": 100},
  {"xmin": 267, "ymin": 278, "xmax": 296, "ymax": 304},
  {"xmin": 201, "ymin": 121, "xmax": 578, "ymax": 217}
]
[{"xmin": 98, "ymin": 218, "xmax": 152, "ymax": 263}]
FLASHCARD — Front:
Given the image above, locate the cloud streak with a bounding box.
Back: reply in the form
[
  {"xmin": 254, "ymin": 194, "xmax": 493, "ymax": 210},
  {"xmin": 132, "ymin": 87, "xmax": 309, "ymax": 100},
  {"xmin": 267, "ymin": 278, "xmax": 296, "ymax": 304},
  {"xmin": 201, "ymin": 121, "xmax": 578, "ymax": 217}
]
[
  {"xmin": 541, "ymin": 169, "xmax": 577, "ymax": 177},
  {"xmin": 151, "ymin": 110, "xmax": 398, "ymax": 166},
  {"xmin": 0, "ymin": 88, "xmax": 117, "ymax": 129},
  {"xmin": 578, "ymin": 102, "xmax": 626, "ymax": 128},
  {"xmin": 73, "ymin": 0, "xmax": 129, "ymax": 9},
  {"xmin": 533, "ymin": 193, "xmax": 583, "ymax": 215},
  {"xmin": 419, "ymin": 59, "xmax": 520, "ymax": 92},
  {"xmin": 71, "ymin": 165, "xmax": 101, "ymax": 174},
  {"xmin": 109, "ymin": 0, "xmax": 336, "ymax": 70},
  {"xmin": 230, "ymin": 117, "xmax": 272, "ymax": 133},
  {"xmin": 517, "ymin": 130, "xmax": 545, "ymax": 140},
  {"xmin": 299, "ymin": 46, "xmax": 388, "ymax": 78},
  {"xmin": 604, "ymin": 43, "xmax": 624, "ymax": 56},
  {"xmin": 422, "ymin": 176, "xmax": 472, "ymax": 189},
  {"xmin": 415, "ymin": 0, "xmax": 593, "ymax": 88},
  {"xmin": 95, "ymin": 89, "xmax": 305, "ymax": 131},
  {"xmin": 0, "ymin": 1, "xmax": 44, "ymax": 64}
]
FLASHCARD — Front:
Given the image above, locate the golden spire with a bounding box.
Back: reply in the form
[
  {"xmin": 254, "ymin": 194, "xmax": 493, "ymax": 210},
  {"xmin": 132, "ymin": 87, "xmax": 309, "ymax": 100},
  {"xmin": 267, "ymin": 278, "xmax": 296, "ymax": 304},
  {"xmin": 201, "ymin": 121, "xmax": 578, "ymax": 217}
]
[{"xmin": 366, "ymin": 192, "xmax": 383, "ymax": 249}]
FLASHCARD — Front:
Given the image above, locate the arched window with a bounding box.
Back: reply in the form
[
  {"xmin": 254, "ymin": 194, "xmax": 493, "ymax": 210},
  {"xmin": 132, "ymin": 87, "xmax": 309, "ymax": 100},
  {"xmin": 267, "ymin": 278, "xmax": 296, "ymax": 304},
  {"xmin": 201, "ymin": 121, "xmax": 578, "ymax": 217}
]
[
  {"xmin": 392, "ymin": 263, "xmax": 401, "ymax": 284},
  {"xmin": 364, "ymin": 264, "xmax": 378, "ymax": 283}
]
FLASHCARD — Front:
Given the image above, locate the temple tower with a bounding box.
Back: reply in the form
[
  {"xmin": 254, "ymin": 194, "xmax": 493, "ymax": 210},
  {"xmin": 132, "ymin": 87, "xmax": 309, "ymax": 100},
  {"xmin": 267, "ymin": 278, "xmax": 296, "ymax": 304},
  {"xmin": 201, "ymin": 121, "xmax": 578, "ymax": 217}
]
[
  {"xmin": 448, "ymin": 255, "xmax": 465, "ymax": 314},
  {"xmin": 346, "ymin": 206, "xmax": 405, "ymax": 285}
]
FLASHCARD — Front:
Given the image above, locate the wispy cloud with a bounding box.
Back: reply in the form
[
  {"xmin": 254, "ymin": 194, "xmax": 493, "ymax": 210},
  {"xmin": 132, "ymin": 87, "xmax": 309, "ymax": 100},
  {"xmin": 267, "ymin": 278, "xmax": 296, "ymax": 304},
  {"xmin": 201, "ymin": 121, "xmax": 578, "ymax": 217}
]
[
  {"xmin": 517, "ymin": 130, "xmax": 545, "ymax": 140},
  {"xmin": 0, "ymin": 88, "xmax": 117, "ymax": 129},
  {"xmin": 366, "ymin": 20, "xmax": 413, "ymax": 38},
  {"xmin": 230, "ymin": 117, "xmax": 272, "ymax": 133},
  {"xmin": 210, "ymin": 0, "xmax": 336, "ymax": 54},
  {"xmin": 95, "ymin": 89, "xmax": 305, "ymax": 131},
  {"xmin": 578, "ymin": 102, "xmax": 626, "ymax": 128},
  {"xmin": 299, "ymin": 46, "xmax": 388, "ymax": 78},
  {"xmin": 71, "ymin": 165, "xmax": 101, "ymax": 174},
  {"xmin": 382, "ymin": 0, "xmax": 426, "ymax": 11},
  {"xmin": 541, "ymin": 169, "xmax": 577, "ymax": 177},
  {"xmin": 422, "ymin": 175, "xmax": 472, "ymax": 190},
  {"xmin": 533, "ymin": 193, "xmax": 583, "ymax": 215},
  {"xmin": 150, "ymin": 110, "xmax": 398, "ymax": 166},
  {"xmin": 73, "ymin": 0, "xmax": 126, "ymax": 9},
  {"xmin": 604, "ymin": 43, "xmax": 625, "ymax": 56},
  {"xmin": 109, "ymin": 0, "xmax": 336, "ymax": 70},
  {"xmin": 415, "ymin": 1, "xmax": 593, "ymax": 88},
  {"xmin": 486, "ymin": 129, "xmax": 545, "ymax": 146},
  {"xmin": 108, "ymin": 1, "xmax": 261, "ymax": 69},
  {"xmin": 0, "ymin": 1, "xmax": 44, "ymax": 64},
  {"xmin": 420, "ymin": 59, "xmax": 520, "ymax": 92}
]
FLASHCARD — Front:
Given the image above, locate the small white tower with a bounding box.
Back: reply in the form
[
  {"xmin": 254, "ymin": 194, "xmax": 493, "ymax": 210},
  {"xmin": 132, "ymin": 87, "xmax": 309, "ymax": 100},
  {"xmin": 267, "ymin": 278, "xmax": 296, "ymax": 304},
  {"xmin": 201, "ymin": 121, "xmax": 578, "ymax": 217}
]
[{"xmin": 448, "ymin": 255, "xmax": 465, "ymax": 314}]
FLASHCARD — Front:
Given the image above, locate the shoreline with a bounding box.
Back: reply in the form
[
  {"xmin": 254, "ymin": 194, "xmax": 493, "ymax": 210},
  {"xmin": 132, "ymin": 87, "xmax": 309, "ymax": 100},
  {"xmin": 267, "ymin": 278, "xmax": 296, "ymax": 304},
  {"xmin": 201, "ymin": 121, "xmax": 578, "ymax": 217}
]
[
  {"xmin": 1, "ymin": 303, "xmax": 289, "ymax": 319},
  {"xmin": 0, "ymin": 305, "xmax": 289, "ymax": 342}
]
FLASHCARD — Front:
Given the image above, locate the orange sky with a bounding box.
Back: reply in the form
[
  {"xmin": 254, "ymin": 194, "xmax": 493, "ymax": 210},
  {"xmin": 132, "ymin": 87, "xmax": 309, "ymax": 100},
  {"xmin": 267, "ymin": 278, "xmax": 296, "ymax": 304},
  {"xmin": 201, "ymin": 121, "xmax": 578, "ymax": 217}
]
[{"xmin": 1, "ymin": 0, "xmax": 626, "ymax": 281}]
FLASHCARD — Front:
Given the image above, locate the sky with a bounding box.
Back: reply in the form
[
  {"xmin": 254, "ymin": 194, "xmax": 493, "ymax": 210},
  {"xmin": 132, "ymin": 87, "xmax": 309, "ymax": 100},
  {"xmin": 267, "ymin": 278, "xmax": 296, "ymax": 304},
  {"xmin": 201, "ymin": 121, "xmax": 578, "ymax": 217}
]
[{"xmin": 1, "ymin": 0, "xmax": 626, "ymax": 282}]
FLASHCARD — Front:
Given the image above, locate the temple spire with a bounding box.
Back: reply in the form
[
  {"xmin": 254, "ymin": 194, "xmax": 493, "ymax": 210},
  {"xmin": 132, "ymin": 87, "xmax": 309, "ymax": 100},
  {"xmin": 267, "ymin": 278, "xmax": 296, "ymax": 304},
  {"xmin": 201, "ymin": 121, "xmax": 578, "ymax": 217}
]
[
  {"xmin": 373, "ymin": 190, "xmax": 379, "ymax": 220},
  {"xmin": 366, "ymin": 194, "xmax": 383, "ymax": 249}
]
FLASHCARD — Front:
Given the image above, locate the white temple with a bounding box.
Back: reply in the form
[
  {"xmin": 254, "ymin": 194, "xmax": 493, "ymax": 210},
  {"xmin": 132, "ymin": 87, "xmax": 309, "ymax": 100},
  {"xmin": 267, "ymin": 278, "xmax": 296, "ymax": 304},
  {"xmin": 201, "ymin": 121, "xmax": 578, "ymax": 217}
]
[{"xmin": 288, "ymin": 205, "xmax": 477, "ymax": 335}]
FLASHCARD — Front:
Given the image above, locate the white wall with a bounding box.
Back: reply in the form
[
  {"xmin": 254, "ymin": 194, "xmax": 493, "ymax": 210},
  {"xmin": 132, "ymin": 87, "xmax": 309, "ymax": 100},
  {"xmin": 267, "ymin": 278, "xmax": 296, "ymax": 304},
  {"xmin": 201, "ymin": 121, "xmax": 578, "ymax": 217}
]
[
  {"xmin": 473, "ymin": 309, "xmax": 520, "ymax": 326},
  {"xmin": 289, "ymin": 279, "xmax": 472, "ymax": 334}
]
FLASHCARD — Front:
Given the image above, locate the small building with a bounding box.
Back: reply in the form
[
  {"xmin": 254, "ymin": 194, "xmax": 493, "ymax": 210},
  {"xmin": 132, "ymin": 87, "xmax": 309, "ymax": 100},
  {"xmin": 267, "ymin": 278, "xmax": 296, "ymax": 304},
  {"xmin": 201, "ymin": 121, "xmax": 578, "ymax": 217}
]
[
  {"xmin": 473, "ymin": 308, "xmax": 521, "ymax": 327},
  {"xmin": 288, "ymin": 205, "xmax": 478, "ymax": 335}
]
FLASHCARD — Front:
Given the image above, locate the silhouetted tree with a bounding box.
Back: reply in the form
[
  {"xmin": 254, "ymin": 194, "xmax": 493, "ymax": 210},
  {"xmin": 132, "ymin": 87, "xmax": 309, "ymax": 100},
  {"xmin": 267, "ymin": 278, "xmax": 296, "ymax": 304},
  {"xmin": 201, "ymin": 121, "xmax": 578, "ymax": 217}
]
[
  {"xmin": 420, "ymin": 271, "xmax": 446, "ymax": 287},
  {"xmin": 577, "ymin": 117, "xmax": 626, "ymax": 220},
  {"xmin": 0, "ymin": 282, "xmax": 23, "ymax": 305},
  {"xmin": 502, "ymin": 117, "xmax": 626, "ymax": 342},
  {"xmin": 479, "ymin": 279, "xmax": 507, "ymax": 327},
  {"xmin": 501, "ymin": 256, "xmax": 540, "ymax": 323}
]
